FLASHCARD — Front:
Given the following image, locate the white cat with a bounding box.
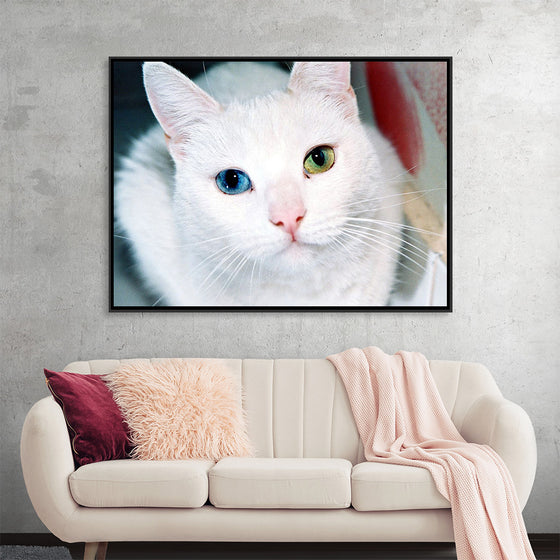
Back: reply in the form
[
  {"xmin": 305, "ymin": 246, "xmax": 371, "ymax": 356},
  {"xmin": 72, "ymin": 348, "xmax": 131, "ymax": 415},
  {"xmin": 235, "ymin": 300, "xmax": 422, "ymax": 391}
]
[{"xmin": 115, "ymin": 61, "xmax": 408, "ymax": 306}]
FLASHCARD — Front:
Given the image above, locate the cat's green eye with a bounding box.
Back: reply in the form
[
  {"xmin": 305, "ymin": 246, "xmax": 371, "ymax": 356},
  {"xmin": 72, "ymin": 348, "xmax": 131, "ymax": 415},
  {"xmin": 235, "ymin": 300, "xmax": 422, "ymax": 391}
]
[{"xmin": 304, "ymin": 145, "xmax": 335, "ymax": 175}]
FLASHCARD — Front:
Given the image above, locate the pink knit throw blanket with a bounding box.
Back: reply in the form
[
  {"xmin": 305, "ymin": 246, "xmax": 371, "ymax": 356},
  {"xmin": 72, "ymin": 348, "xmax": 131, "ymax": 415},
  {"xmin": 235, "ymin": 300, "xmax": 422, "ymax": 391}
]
[{"xmin": 327, "ymin": 347, "xmax": 535, "ymax": 560}]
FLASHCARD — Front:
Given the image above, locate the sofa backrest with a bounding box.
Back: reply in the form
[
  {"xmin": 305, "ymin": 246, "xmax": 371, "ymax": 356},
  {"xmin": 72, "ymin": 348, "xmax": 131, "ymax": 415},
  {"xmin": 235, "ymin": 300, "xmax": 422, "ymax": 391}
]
[{"xmin": 63, "ymin": 358, "xmax": 503, "ymax": 464}]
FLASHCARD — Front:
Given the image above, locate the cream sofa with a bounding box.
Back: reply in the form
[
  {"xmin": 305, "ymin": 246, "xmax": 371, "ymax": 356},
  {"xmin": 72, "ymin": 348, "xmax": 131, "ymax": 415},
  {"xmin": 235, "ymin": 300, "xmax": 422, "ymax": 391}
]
[{"xmin": 21, "ymin": 358, "xmax": 537, "ymax": 560}]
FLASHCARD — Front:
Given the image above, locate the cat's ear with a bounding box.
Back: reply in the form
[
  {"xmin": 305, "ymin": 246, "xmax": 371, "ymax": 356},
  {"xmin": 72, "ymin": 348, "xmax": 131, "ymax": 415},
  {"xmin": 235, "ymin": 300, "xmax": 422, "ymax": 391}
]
[
  {"xmin": 288, "ymin": 62, "xmax": 358, "ymax": 118},
  {"xmin": 143, "ymin": 62, "xmax": 220, "ymax": 144}
]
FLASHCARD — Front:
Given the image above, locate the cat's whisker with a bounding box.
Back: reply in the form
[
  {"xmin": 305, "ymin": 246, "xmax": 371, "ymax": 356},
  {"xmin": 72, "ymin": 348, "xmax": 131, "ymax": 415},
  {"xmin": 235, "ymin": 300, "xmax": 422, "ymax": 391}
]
[
  {"xmin": 400, "ymin": 163, "xmax": 420, "ymax": 176},
  {"xmin": 198, "ymin": 247, "xmax": 240, "ymax": 293},
  {"xmin": 400, "ymin": 228, "xmax": 429, "ymax": 244},
  {"xmin": 324, "ymin": 186, "xmax": 447, "ymax": 225},
  {"xmin": 189, "ymin": 244, "xmax": 233, "ymax": 275},
  {"xmin": 340, "ymin": 226, "xmax": 400, "ymax": 254},
  {"xmin": 203, "ymin": 250, "xmax": 246, "ymax": 294},
  {"xmin": 345, "ymin": 233, "xmax": 424, "ymax": 279},
  {"xmin": 344, "ymin": 193, "xmax": 421, "ymax": 214},
  {"xmin": 151, "ymin": 295, "xmax": 165, "ymax": 307},
  {"xmin": 351, "ymin": 84, "xmax": 370, "ymax": 93},
  {"xmin": 216, "ymin": 255, "xmax": 249, "ymax": 300},
  {"xmin": 339, "ymin": 189, "xmax": 446, "ymax": 218},
  {"xmin": 345, "ymin": 221, "xmax": 431, "ymax": 261},
  {"xmin": 329, "ymin": 236, "xmax": 360, "ymax": 265},
  {"xmin": 258, "ymin": 256, "xmax": 264, "ymax": 287},
  {"xmin": 337, "ymin": 229, "xmax": 418, "ymax": 276},
  {"xmin": 342, "ymin": 225, "xmax": 427, "ymax": 272},
  {"xmin": 249, "ymin": 259, "xmax": 258, "ymax": 305},
  {"xmin": 348, "ymin": 217, "xmax": 446, "ymax": 238},
  {"xmin": 327, "ymin": 235, "xmax": 351, "ymax": 258},
  {"xmin": 379, "ymin": 165, "xmax": 418, "ymax": 183},
  {"xmin": 340, "ymin": 227, "xmax": 425, "ymax": 277},
  {"xmin": 339, "ymin": 186, "xmax": 447, "ymax": 212},
  {"xmin": 201, "ymin": 61, "xmax": 217, "ymax": 100},
  {"xmin": 212, "ymin": 251, "xmax": 247, "ymax": 295},
  {"xmin": 190, "ymin": 231, "xmax": 247, "ymax": 247}
]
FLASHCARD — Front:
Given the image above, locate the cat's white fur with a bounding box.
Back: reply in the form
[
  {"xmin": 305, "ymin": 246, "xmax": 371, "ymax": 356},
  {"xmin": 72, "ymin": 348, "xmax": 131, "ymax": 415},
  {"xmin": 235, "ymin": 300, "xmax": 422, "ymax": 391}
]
[{"xmin": 115, "ymin": 61, "xmax": 406, "ymax": 306}]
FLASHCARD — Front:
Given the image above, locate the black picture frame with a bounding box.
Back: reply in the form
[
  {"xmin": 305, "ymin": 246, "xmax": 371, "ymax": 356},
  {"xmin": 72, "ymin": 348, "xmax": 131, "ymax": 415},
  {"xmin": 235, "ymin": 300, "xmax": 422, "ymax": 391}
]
[{"xmin": 110, "ymin": 57, "xmax": 452, "ymax": 312}]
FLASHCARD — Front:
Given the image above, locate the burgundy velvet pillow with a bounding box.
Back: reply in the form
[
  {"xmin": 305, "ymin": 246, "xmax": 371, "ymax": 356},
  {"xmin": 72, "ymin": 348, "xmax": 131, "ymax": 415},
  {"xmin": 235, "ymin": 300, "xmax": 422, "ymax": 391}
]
[{"xmin": 44, "ymin": 369, "xmax": 132, "ymax": 467}]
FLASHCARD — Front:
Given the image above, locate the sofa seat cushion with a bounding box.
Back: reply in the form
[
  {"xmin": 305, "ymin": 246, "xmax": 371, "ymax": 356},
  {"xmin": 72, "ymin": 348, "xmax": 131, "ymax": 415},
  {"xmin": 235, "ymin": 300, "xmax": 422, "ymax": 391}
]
[
  {"xmin": 209, "ymin": 458, "xmax": 352, "ymax": 509},
  {"xmin": 69, "ymin": 459, "xmax": 214, "ymax": 508},
  {"xmin": 351, "ymin": 462, "xmax": 450, "ymax": 511}
]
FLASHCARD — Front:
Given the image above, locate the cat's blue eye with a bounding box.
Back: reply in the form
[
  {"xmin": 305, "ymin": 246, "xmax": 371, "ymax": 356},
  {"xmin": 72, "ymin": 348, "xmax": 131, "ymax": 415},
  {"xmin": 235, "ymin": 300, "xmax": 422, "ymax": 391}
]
[{"xmin": 215, "ymin": 169, "xmax": 252, "ymax": 195}]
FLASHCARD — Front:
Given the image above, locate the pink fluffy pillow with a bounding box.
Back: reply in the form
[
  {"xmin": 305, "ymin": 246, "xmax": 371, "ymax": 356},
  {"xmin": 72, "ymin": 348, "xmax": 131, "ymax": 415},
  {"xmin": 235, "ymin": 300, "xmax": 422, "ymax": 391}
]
[{"xmin": 104, "ymin": 359, "xmax": 252, "ymax": 461}]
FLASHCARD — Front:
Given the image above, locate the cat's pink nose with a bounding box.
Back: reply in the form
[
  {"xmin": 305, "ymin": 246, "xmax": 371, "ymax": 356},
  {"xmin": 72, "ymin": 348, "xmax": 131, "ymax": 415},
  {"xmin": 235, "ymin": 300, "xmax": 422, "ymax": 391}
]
[{"xmin": 270, "ymin": 208, "xmax": 306, "ymax": 241}]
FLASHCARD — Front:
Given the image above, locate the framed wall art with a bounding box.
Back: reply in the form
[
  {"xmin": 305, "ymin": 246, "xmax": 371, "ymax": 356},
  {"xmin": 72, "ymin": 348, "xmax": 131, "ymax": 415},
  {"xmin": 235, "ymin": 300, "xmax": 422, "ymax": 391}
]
[{"xmin": 110, "ymin": 57, "xmax": 451, "ymax": 311}]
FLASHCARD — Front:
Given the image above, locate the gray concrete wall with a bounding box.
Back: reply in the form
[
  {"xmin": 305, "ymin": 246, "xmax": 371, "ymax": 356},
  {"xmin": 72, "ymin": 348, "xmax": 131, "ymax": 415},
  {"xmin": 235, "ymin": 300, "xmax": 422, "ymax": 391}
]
[{"xmin": 1, "ymin": 0, "xmax": 558, "ymax": 534}]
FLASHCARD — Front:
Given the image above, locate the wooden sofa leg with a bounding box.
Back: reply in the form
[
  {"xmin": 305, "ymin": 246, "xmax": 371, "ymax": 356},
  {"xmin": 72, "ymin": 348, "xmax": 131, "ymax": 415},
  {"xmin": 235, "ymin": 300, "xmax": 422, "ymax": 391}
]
[
  {"xmin": 84, "ymin": 542, "xmax": 108, "ymax": 560},
  {"xmin": 84, "ymin": 542, "xmax": 98, "ymax": 560},
  {"xmin": 97, "ymin": 542, "xmax": 108, "ymax": 560}
]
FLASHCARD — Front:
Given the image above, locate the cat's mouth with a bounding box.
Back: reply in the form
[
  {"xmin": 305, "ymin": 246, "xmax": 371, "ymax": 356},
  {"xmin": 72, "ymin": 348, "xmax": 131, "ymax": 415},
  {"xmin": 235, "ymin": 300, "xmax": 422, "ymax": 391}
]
[
  {"xmin": 283, "ymin": 239, "xmax": 303, "ymax": 251},
  {"xmin": 278, "ymin": 233, "xmax": 332, "ymax": 255},
  {"xmin": 278, "ymin": 237, "xmax": 316, "ymax": 260},
  {"xmin": 242, "ymin": 231, "xmax": 325, "ymax": 264}
]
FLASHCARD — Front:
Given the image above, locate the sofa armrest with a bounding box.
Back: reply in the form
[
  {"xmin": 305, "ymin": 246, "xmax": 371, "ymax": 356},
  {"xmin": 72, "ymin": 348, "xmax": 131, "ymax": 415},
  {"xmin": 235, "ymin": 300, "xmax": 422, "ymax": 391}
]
[
  {"xmin": 460, "ymin": 395, "xmax": 537, "ymax": 509},
  {"xmin": 21, "ymin": 397, "xmax": 79, "ymax": 540}
]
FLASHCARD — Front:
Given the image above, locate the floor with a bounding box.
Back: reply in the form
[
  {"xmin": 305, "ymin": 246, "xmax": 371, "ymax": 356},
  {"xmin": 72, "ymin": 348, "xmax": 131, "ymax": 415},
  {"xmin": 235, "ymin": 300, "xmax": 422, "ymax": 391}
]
[{"xmin": 60, "ymin": 539, "xmax": 558, "ymax": 560}]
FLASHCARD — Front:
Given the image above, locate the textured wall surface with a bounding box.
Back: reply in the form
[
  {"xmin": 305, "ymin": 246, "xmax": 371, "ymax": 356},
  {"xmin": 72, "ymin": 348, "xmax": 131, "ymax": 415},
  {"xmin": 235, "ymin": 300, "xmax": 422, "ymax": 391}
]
[{"xmin": 1, "ymin": 0, "xmax": 558, "ymax": 534}]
